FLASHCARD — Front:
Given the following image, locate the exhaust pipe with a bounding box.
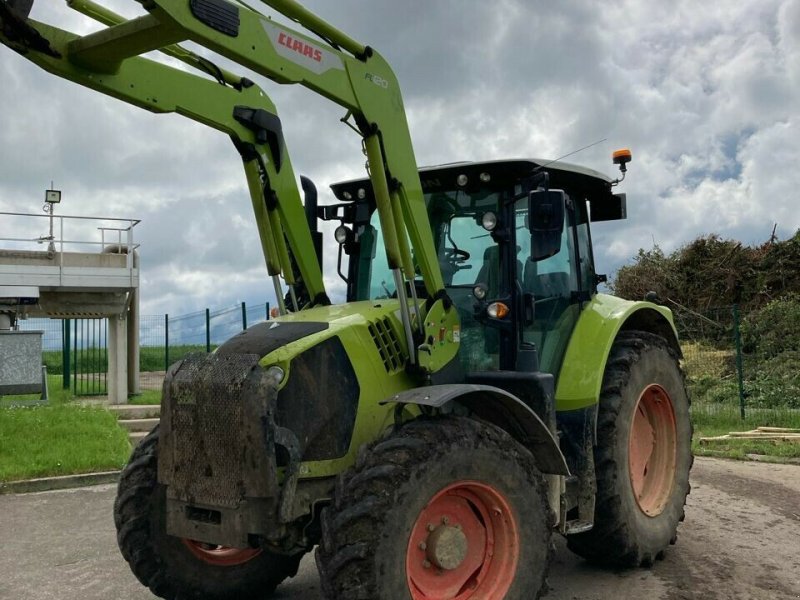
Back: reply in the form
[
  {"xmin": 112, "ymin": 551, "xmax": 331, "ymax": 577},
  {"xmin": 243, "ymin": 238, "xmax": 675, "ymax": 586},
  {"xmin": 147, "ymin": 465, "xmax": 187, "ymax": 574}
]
[{"xmin": 300, "ymin": 175, "xmax": 323, "ymax": 270}]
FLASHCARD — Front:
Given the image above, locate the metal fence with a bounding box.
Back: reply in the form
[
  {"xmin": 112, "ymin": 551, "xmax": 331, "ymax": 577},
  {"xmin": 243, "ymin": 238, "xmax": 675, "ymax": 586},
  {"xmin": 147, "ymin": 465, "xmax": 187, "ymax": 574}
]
[
  {"xmin": 20, "ymin": 300, "xmax": 272, "ymax": 395},
  {"xmin": 153, "ymin": 301, "xmax": 274, "ymax": 369},
  {"xmin": 677, "ymin": 303, "xmax": 800, "ymax": 422}
]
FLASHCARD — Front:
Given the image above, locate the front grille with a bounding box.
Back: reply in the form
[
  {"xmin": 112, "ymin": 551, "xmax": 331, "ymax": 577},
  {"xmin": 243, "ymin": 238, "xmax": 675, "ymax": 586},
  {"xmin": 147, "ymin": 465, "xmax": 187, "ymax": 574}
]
[
  {"xmin": 164, "ymin": 353, "xmax": 261, "ymax": 509},
  {"xmin": 368, "ymin": 318, "xmax": 406, "ymax": 372}
]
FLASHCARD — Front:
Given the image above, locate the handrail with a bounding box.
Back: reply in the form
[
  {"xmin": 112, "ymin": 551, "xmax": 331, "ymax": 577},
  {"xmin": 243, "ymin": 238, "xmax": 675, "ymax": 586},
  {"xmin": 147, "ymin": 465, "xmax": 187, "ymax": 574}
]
[
  {"xmin": 0, "ymin": 210, "xmax": 140, "ymax": 225},
  {"xmin": 0, "ymin": 212, "xmax": 140, "ymax": 264}
]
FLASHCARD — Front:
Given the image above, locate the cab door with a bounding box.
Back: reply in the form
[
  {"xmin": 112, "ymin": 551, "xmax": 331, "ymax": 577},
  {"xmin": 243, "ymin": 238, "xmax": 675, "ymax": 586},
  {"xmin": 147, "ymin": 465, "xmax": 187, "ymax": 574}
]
[{"xmin": 515, "ymin": 194, "xmax": 586, "ymax": 377}]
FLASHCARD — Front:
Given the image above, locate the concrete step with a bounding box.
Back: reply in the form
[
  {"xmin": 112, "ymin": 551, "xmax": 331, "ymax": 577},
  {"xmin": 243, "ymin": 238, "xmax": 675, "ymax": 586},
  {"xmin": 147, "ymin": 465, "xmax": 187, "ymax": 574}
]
[
  {"xmin": 128, "ymin": 431, "xmax": 148, "ymax": 447},
  {"xmin": 108, "ymin": 404, "xmax": 160, "ymax": 420},
  {"xmin": 118, "ymin": 418, "xmax": 160, "ymax": 433}
]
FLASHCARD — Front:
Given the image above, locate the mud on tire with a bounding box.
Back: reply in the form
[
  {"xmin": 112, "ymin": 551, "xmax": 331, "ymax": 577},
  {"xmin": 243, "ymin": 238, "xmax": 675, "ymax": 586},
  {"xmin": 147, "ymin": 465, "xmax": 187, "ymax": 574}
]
[
  {"xmin": 316, "ymin": 416, "xmax": 554, "ymax": 600},
  {"xmin": 567, "ymin": 331, "xmax": 693, "ymax": 567},
  {"xmin": 114, "ymin": 426, "xmax": 302, "ymax": 600}
]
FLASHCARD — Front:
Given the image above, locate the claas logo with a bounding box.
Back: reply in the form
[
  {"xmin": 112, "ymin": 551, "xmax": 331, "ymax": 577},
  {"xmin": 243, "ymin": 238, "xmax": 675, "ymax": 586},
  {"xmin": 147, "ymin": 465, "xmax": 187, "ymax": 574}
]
[{"xmin": 277, "ymin": 32, "xmax": 323, "ymax": 63}]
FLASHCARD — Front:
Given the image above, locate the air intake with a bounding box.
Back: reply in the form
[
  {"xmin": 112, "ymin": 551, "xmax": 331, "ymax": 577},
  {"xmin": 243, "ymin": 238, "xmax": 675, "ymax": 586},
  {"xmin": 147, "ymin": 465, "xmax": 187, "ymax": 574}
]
[{"xmin": 368, "ymin": 318, "xmax": 406, "ymax": 373}]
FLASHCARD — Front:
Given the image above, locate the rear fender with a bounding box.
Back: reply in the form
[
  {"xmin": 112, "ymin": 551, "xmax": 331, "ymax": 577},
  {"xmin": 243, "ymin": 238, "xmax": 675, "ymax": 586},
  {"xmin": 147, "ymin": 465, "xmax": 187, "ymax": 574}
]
[
  {"xmin": 381, "ymin": 384, "xmax": 569, "ymax": 476},
  {"xmin": 556, "ymin": 294, "xmax": 680, "ymax": 412}
]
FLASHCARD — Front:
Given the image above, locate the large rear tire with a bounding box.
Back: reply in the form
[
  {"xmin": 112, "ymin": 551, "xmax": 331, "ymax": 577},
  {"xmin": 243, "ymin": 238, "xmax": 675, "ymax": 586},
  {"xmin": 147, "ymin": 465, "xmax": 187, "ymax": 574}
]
[
  {"xmin": 567, "ymin": 331, "xmax": 693, "ymax": 567},
  {"xmin": 316, "ymin": 416, "xmax": 553, "ymax": 600},
  {"xmin": 114, "ymin": 426, "xmax": 303, "ymax": 600}
]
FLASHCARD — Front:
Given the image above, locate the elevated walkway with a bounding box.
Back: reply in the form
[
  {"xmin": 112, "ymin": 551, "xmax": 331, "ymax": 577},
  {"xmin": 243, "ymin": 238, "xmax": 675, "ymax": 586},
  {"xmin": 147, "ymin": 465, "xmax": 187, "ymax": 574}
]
[{"xmin": 0, "ymin": 211, "xmax": 141, "ymax": 403}]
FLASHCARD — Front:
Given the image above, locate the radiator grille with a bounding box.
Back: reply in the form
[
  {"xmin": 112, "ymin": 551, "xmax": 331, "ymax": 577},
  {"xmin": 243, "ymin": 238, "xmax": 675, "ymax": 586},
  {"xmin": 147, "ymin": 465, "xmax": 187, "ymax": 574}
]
[
  {"xmin": 167, "ymin": 353, "xmax": 259, "ymax": 509},
  {"xmin": 368, "ymin": 318, "xmax": 406, "ymax": 373}
]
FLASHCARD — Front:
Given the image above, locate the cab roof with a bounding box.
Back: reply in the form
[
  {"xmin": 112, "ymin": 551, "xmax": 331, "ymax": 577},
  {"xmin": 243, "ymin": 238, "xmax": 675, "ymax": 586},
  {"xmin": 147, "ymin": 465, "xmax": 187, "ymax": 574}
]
[{"xmin": 330, "ymin": 158, "xmax": 613, "ymax": 203}]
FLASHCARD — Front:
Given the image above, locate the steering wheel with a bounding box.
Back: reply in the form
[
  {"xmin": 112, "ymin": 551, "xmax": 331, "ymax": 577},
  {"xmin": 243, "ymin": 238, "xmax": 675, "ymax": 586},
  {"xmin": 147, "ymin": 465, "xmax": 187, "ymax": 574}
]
[{"xmin": 444, "ymin": 247, "xmax": 470, "ymax": 262}]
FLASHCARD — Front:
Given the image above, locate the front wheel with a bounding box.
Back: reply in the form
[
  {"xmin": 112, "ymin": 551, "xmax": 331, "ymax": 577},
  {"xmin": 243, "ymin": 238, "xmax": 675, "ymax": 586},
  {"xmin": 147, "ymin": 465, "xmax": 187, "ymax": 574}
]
[
  {"xmin": 316, "ymin": 416, "xmax": 553, "ymax": 600},
  {"xmin": 114, "ymin": 426, "xmax": 303, "ymax": 600},
  {"xmin": 567, "ymin": 331, "xmax": 693, "ymax": 567}
]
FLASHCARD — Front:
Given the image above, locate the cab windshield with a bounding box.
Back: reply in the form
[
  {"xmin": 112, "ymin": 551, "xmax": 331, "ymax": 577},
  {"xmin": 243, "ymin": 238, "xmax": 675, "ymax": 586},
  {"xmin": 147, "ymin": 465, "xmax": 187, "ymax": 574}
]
[
  {"xmin": 358, "ymin": 188, "xmax": 502, "ymax": 301},
  {"xmin": 353, "ymin": 187, "xmax": 503, "ymax": 371}
]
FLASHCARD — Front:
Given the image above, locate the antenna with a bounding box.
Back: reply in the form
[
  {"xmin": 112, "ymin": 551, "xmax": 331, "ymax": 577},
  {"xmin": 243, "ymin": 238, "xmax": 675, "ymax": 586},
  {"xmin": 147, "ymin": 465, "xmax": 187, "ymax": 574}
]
[{"xmin": 533, "ymin": 138, "xmax": 607, "ymax": 172}]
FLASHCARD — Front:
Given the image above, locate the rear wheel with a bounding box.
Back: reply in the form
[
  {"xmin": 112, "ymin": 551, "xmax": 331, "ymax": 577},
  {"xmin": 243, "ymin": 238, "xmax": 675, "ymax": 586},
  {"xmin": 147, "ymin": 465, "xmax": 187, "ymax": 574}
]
[
  {"xmin": 567, "ymin": 331, "xmax": 692, "ymax": 567},
  {"xmin": 316, "ymin": 416, "xmax": 553, "ymax": 600},
  {"xmin": 114, "ymin": 426, "xmax": 303, "ymax": 600}
]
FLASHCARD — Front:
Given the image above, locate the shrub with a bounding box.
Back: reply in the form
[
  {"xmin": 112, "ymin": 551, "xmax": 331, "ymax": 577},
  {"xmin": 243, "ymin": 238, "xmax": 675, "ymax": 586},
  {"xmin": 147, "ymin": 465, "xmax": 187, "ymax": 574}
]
[{"xmin": 741, "ymin": 295, "xmax": 800, "ymax": 358}]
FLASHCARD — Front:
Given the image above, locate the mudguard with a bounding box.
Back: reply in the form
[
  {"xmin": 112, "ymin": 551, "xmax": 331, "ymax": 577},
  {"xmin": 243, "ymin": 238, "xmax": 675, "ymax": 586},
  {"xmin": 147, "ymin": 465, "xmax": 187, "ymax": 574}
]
[
  {"xmin": 555, "ymin": 294, "xmax": 680, "ymax": 412},
  {"xmin": 381, "ymin": 384, "xmax": 569, "ymax": 476}
]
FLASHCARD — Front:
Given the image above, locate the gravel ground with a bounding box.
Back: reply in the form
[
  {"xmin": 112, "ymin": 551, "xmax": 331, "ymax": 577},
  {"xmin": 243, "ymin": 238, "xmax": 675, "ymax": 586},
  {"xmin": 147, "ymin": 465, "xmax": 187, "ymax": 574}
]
[{"xmin": 0, "ymin": 457, "xmax": 798, "ymax": 600}]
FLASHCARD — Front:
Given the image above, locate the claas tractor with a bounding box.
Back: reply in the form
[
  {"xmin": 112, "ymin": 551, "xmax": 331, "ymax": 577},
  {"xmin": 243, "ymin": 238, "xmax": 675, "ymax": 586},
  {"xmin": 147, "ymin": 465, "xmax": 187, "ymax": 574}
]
[{"xmin": 0, "ymin": 2, "xmax": 692, "ymax": 599}]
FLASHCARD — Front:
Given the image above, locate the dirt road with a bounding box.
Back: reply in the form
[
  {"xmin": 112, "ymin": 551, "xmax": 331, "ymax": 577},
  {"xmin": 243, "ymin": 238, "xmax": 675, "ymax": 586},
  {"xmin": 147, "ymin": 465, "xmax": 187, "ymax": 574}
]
[{"xmin": 0, "ymin": 457, "xmax": 797, "ymax": 600}]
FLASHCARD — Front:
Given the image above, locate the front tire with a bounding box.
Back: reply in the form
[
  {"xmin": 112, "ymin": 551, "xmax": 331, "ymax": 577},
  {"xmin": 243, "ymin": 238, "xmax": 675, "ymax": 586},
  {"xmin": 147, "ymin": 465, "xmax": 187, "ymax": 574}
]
[
  {"xmin": 316, "ymin": 416, "xmax": 553, "ymax": 600},
  {"xmin": 567, "ymin": 331, "xmax": 693, "ymax": 567},
  {"xmin": 114, "ymin": 426, "xmax": 303, "ymax": 600}
]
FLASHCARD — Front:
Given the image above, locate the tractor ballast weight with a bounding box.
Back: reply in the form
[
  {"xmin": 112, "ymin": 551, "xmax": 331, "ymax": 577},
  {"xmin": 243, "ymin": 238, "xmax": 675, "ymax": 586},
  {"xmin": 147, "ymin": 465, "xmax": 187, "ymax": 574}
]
[{"xmin": 1, "ymin": 3, "xmax": 692, "ymax": 599}]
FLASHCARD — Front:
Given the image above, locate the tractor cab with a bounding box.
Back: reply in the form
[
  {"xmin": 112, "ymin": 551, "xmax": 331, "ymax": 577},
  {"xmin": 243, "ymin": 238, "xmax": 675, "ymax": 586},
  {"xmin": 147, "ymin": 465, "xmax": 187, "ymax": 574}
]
[{"xmin": 326, "ymin": 158, "xmax": 628, "ymax": 380}]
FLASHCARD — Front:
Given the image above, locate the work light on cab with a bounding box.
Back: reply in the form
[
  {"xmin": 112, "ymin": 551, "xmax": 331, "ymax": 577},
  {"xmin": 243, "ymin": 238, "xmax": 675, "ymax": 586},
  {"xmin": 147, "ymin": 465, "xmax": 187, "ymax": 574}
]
[
  {"xmin": 334, "ymin": 225, "xmax": 352, "ymax": 244},
  {"xmin": 481, "ymin": 211, "xmax": 498, "ymax": 231}
]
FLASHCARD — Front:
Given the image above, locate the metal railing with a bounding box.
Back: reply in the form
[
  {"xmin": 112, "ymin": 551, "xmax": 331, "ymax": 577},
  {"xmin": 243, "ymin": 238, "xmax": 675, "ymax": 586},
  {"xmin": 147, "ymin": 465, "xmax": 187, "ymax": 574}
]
[{"xmin": 0, "ymin": 211, "xmax": 141, "ymax": 286}]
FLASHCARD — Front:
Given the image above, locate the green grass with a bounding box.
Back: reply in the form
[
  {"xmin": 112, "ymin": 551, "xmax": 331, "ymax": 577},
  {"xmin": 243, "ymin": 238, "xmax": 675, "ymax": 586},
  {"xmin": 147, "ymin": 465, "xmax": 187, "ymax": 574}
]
[
  {"xmin": 0, "ymin": 404, "xmax": 130, "ymax": 482},
  {"xmin": 0, "ymin": 376, "xmax": 132, "ymax": 482},
  {"xmin": 129, "ymin": 390, "xmax": 162, "ymax": 405}
]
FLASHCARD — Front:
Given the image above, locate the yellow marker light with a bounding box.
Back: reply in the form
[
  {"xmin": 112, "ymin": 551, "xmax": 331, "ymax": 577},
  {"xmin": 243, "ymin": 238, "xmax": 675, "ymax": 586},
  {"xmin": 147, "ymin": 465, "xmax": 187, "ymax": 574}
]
[{"xmin": 487, "ymin": 302, "xmax": 510, "ymax": 319}]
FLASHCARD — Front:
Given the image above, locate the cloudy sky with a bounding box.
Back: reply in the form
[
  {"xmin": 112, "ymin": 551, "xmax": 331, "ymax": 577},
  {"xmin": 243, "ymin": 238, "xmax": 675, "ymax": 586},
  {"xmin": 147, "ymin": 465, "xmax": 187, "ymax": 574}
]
[{"xmin": 0, "ymin": 0, "xmax": 798, "ymax": 316}]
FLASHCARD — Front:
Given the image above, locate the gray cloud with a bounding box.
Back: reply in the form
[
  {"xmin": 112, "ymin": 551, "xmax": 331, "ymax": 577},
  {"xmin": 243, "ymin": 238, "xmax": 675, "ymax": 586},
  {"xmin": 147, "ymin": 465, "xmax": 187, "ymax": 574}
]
[{"xmin": 1, "ymin": 0, "xmax": 799, "ymax": 317}]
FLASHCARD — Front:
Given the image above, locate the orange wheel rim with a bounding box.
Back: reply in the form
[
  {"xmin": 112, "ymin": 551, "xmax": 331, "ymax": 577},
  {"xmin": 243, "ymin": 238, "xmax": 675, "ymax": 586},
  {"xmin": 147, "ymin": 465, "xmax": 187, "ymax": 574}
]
[
  {"xmin": 182, "ymin": 539, "xmax": 262, "ymax": 566},
  {"xmin": 406, "ymin": 481, "xmax": 519, "ymax": 599},
  {"xmin": 628, "ymin": 384, "xmax": 677, "ymax": 517}
]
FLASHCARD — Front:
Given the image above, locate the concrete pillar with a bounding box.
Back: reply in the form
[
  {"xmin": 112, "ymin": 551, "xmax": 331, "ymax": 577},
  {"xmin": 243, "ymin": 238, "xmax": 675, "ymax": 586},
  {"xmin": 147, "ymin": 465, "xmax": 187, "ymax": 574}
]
[
  {"xmin": 127, "ymin": 285, "xmax": 140, "ymax": 395},
  {"xmin": 108, "ymin": 314, "xmax": 128, "ymax": 404}
]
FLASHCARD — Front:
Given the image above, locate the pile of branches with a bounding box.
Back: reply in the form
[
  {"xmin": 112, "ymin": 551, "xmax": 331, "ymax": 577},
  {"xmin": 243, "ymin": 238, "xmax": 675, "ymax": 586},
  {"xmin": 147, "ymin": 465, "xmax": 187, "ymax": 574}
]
[{"xmin": 611, "ymin": 229, "xmax": 800, "ymax": 313}]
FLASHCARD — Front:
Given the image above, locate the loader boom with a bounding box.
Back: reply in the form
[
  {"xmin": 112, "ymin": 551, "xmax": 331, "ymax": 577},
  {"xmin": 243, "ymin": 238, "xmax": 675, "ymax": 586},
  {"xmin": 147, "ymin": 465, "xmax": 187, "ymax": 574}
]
[{"xmin": 0, "ymin": 0, "xmax": 454, "ymax": 372}]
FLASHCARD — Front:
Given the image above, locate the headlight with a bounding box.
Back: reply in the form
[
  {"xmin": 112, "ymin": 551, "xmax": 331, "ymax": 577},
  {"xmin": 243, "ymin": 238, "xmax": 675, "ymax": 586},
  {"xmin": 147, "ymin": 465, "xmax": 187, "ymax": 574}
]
[
  {"xmin": 266, "ymin": 365, "xmax": 285, "ymax": 384},
  {"xmin": 481, "ymin": 212, "xmax": 497, "ymax": 231},
  {"xmin": 334, "ymin": 225, "xmax": 351, "ymax": 244}
]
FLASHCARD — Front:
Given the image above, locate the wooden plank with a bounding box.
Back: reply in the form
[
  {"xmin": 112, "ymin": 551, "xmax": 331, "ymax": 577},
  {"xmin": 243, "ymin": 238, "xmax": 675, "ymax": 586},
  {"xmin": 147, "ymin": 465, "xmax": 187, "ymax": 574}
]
[
  {"xmin": 757, "ymin": 427, "xmax": 800, "ymax": 434},
  {"xmin": 728, "ymin": 432, "xmax": 800, "ymax": 439},
  {"xmin": 700, "ymin": 434, "xmax": 800, "ymax": 444}
]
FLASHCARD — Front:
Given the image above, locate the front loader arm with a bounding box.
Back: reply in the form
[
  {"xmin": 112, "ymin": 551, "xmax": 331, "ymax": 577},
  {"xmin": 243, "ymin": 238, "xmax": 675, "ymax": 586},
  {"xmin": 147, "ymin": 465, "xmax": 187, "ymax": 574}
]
[{"xmin": 0, "ymin": 0, "xmax": 457, "ymax": 374}]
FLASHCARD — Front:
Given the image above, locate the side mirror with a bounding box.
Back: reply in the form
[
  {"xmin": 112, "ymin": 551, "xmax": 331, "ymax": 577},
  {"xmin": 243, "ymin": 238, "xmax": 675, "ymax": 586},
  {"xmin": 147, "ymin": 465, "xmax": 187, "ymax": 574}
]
[{"xmin": 528, "ymin": 189, "xmax": 565, "ymax": 261}]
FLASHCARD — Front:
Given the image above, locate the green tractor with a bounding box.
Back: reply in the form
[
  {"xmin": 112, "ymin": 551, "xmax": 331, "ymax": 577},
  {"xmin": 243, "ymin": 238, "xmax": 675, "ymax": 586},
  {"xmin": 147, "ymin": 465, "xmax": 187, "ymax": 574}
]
[{"xmin": 1, "ymin": 2, "xmax": 691, "ymax": 599}]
